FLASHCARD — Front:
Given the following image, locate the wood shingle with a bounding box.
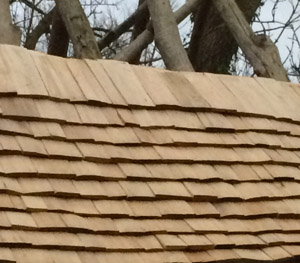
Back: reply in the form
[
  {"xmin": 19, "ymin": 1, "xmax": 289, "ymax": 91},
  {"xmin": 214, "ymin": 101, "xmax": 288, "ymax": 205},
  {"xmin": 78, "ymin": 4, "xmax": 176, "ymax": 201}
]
[{"xmin": 1, "ymin": 45, "xmax": 300, "ymax": 262}]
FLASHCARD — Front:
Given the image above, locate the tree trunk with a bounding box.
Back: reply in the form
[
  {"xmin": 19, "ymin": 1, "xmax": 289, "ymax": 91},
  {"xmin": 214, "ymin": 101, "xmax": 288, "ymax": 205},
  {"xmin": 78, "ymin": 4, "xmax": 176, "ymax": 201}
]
[
  {"xmin": 130, "ymin": 0, "xmax": 150, "ymax": 64},
  {"xmin": 115, "ymin": 0, "xmax": 200, "ymax": 64},
  {"xmin": 24, "ymin": 8, "xmax": 54, "ymax": 50},
  {"xmin": 188, "ymin": 0, "xmax": 261, "ymax": 74},
  {"xmin": 0, "ymin": 0, "xmax": 21, "ymax": 45},
  {"xmin": 213, "ymin": 0, "xmax": 289, "ymax": 81},
  {"xmin": 54, "ymin": 0, "xmax": 101, "ymax": 59},
  {"xmin": 48, "ymin": 8, "xmax": 69, "ymax": 57},
  {"xmin": 146, "ymin": 0, "xmax": 193, "ymax": 71}
]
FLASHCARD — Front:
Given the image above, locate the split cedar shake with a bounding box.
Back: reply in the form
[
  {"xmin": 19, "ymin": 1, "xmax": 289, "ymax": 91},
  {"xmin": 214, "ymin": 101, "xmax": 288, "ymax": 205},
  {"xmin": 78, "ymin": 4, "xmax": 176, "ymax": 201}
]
[{"xmin": 1, "ymin": 44, "xmax": 300, "ymax": 263}]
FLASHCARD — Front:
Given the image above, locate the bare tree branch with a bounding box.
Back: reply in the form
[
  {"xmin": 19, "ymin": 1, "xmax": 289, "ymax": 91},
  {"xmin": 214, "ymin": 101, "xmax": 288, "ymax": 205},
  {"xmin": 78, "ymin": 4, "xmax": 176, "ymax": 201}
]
[
  {"xmin": 213, "ymin": 0, "xmax": 289, "ymax": 82},
  {"xmin": 114, "ymin": 0, "xmax": 200, "ymax": 63},
  {"xmin": 17, "ymin": 0, "xmax": 46, "ymax": 15},
  {"xmin": 97, "ymin": 1, "xmax": 148, "ymax": 51},
  {"xmin": 24, "ymin": 8, "xmax": 55, "ymax": 50},
  {"xmin": 130, "ymin": 0, "xmax": 150, "ymax": 64}
]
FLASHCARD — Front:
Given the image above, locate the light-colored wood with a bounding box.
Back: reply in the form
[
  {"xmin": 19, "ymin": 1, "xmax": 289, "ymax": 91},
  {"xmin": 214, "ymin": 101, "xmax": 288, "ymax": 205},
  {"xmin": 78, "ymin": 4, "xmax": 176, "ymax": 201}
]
[
  {"xmin": 49, "ymin": 179, "xmax": 79, "ymax": 196},
  {"xmin": 166, "ymin": 110, "xmax": 204, "ymax": 129},
  {"xmin": 159, "ymin": 220, "xmax": 193, "ymax": 234},
  {"xmin": 1, "ymin": 46, "xmax": 300, "ymax": 263},
  {"xmin": 102, "ymin": 108, "xmax": 124, "ymax": 126},
  {"xmin": 47, "ymin": 54, "xmax": 86, "ymax": 101},
  {"xmin": 188, "ymin": 202, "xmax": 220, "ymax": 217},
  {"xmin": 0, "ymin": 195, "xmax": 14, "ymax": 209},
  {"xmin": 116, "ymin": 109, "xmax": 137, "ymax": 125},
  {"xmin": 229, "ymin": 234, "xmax": 266, "ymax": 247},
  {"xmin": 35, "ymin": 99, "xmax": 65, "ymax": 121},
  {"xmin": 0, "ymin": 155, "xmax": 36, "ymax": 174},
  {"xmin": 67, "ymin": 58, "xmax": 111, "ymax": 103},
  {"xmin": 113, "ymin": 218, "xmax": 152, "ymax": 234},
  {"xmin": 234, "ymin": 248, "xmax": 271, "ymax": 261},
  {"xmin": 18, "ymin": 177, "xmax": 54, "ymax": 195},
  {"xmin": 0, "ymin": 119, "xmax": 32, "ymax": 136},
  {"xmin": 120, "ymin": 181, "xmax": 155, "ymax": 199},
  {"xmin": 16, "ymin": 135, "xmax": 47, "ymax": 156},
  {"xmin": 145, "ymin": 164, "xmax": 175, "ymax": 180},
  {"xmin": 21, "ymin": 196, "xmax": 47, "ymax": 211},
  {"xmin": 231, "ymin": 165, "xmax": 260, "ymax": 181},
  {"xmin": 60, "ymin": 103, "xmax": 82, "ymax": 124},
  {"xmin": 32, "ymin": 52, "xmax": 70, "ymax": 99},
  {"xmin": 235, "ymin": 147, "xmax": 271, "ymax": 163},
  {"xmin": 32, "ymin": 212, "xmax": 66, "ymax": 229},
  {"xmin": 0, "ymin": 248, "xmax": 15, "ymax": 262},
  {"xmin": 2, "ymin": 46, "xmax": 47, "ymax": 96},
  {"xmin": 60, "ymin": 213, "xmax": 90, "ymax": 230},
  {"xmin": 156, "ymin": 234, "xmax": 187, "ymax": 250},
  {"xmin": 0, "ymin": 134, "xmax": 21, "ymax": 152},
  {"xmin": 185, "ymin": 251, "xmax": 214, "ymax": 263},
  {"xmin": 263, "ymin": 246, "xmax": 291, "ymax": 260},
  {"xmin": 100, "ymin": 60, "xmax": 154, "ymax": 106},
  {"xmin": 0, "ymin": 97, "xmax": 40, "ymax": 119},
  {"xmin": 62, "ymin": 125, "xmax": 93, "ymax": 141},
  {"xmin": 94, "ymin": 200, "xmax": 132, "ymax": 216},
  {"xmin": 76, "ymin": 142, "xmax": 107, "ymax": 160},
  {"xmin": 106, "ymin": 127, "xmax": 140, "ymax": 144},
  {"xmin": 0, "ymin": 46, "xmax": 17, "ymax": 94},
  {"xmin": 214, "ymin": 165, "xmax": 239, "ymax": 181},
  {"xmin": 75, "ymin": 105, "xmax": 109, "ymax": 125},
  {"xmin": 184, "ymin": 182, "xmax": 217, "ymax": 200},
  {"xmin": 31, "ymin": 158, "xmax": 73, "ymax": 176},
  {"xmin": 206, "ymin": 234, "xmax": 234, "ymax": 246},
  {"xmin": 42, "ymin": 139, "xmax": 82, "ymax": 159},
  {"xmin": 282, "ymin": 245, "xmax": 300, "ymax": 257},
  {"xmin": 198, "ymin": 112, "xmax": 234, "ymax": 130},
  {"xmin": 179, "ymin": 234, "xmax": 214, "ymax": 250},
  {"xmin": 74, "ymin": 180, "xmax": 108, "ymax": 198},
  {"xmin": 6, "ymin": 211, "xmax": 37, "ymax": 228},
  {"xmin": 185, "ymin": 218, "xmax": 226, "ymax": 233},
  {"xmin": 119, "ymin": 163, "xmax": 152, "ymax": 179},
  {"xmin": 85, "ymin": 59, "xmax": 127, "ymax": 105},
  {"xmin": 148, "ymin": 181, "xmax": 191, "ymax": 198},
  {"xmin": 163, "ymin": 70, "xmax": 210, "ymax": 108},
  {"xmin": 128, "ymin": 201, "xmax": 161, "ymax": 217},
  {"xmin": 18, "ymin": 178, "xmax": 53, "ymax": 195},
  {"xmin": 132, "ymin": 66, "xmax": 179, "ymax": 106},
  {"xmin": 155, "ymin": 201, "xmax": 194, "ymax": 216},
  {"xmin": 259, "ymin": 233, "xmax": 283, "ymax": 246},
  {"xmin": 207, "ymin": 249, "xmax": 241, "ymax": 261}
]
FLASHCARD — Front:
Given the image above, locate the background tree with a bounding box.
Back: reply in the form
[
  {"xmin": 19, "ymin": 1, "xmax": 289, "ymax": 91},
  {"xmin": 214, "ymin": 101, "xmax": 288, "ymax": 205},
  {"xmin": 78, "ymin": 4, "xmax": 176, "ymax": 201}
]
[
  {"xmin": 188, "ymin": 0, "xmax": 262, "ymax": 74},
  {"xmin": 8, "ymin": 0, "xmax": 300, "ymax": 82},
  {"xmin": 1, "ymin": 0, "xmax": 21, "ymax": 45}
]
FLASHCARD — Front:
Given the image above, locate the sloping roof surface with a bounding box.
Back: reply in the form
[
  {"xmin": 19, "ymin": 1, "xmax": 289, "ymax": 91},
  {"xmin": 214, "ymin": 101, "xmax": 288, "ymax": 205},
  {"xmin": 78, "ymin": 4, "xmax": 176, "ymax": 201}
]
[{"xmin": 1, "ymin": 45, "xmax": 300, "ymax": 263}]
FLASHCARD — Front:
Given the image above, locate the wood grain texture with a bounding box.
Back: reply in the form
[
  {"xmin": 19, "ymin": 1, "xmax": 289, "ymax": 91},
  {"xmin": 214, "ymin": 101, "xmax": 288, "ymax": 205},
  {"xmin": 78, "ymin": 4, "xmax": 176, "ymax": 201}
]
[{"xmin": 0, "ymin": 46, "xmax": 299, "ymax": 263}]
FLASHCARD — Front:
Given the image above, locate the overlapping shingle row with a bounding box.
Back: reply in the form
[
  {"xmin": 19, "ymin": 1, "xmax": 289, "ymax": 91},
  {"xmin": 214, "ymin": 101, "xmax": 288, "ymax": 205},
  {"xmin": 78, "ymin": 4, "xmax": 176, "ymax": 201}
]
[{"xmin": 1, "ymin": 45, "xmax": 300, "ymax": 262}]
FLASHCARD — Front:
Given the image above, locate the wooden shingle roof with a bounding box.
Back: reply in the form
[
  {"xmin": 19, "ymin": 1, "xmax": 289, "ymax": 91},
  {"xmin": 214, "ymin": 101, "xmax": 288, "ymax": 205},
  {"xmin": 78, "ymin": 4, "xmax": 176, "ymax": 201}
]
[{"xmin": 1, "ymin": 44, "xmax": 300, "ymax": 263}]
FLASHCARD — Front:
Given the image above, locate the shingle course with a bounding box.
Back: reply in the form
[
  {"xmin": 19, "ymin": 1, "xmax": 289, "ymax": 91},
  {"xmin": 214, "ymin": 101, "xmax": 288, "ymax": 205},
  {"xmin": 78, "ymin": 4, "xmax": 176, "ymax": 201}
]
[{"xmin": 0, "ymin": 45, "xmax": 300, "ymax": 262}]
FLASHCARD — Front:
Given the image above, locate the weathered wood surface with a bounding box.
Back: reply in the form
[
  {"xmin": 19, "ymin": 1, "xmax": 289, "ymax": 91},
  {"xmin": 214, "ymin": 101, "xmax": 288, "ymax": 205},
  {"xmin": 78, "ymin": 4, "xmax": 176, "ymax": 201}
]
[
  {"xmin": 0, "ymin": 0, "xmax": 21, "ymax": 45},
  {"xmin": 213, "ymin": 0, "xmax": 289, "ymax": 82},
  {"xmin": 54, "ymin": 0, "xmax": 101, "ymax": 59}
]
